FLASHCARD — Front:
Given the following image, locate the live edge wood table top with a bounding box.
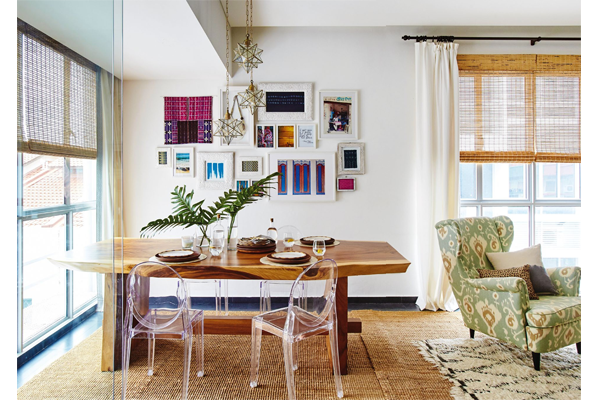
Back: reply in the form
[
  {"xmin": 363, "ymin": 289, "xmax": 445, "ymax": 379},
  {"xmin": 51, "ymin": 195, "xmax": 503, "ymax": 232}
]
[
  {"xmin": 48, "ymin": 238, "xmax": 411, "ymax": 374},
  {"xmin": 48, "ymin": 238, "xmax": 411, "ymax": 279}
]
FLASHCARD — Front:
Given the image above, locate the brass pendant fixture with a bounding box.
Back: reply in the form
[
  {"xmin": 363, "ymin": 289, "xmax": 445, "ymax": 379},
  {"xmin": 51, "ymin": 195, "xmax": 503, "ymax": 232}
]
[
  {"xmin": 239, "ymin": 71, "xmax": 266, "ymax": 115},
  {"xmin": 213, "ymin": 0, "xmax": 245, "ymax": 145},
  {"xmin": 233, "ymin": 0, "xmax": 263, "ymax": 73}
]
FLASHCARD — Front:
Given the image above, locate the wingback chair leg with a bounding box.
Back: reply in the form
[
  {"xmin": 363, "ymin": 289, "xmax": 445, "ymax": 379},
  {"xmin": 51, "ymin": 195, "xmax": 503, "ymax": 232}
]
[
  {"xmin": 469, "ymin": 329, "xmax": 475, "ymax": 339},
  {"xmin": 576, "ymin": 342, "xmax": 581, "ymax": 354},
  {"xmin": 532, "ymin": 352, "xmax": 541, "ymax": 371}
]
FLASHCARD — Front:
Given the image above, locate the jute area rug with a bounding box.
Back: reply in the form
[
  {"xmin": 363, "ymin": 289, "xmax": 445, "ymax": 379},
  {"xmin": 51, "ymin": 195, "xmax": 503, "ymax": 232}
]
[{"xmin": 16, "ymin": 310, "xmax": 580, "ymax": 400}]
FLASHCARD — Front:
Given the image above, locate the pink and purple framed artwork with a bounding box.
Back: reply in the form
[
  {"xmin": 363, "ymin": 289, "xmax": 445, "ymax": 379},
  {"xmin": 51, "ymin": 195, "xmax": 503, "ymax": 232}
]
[
  {"xmin": 337, "ymin": 176, "xmax": 356, "ymax": 191},
  {"xmin": 164, "ymin": 96, "xmax": 213, "ymax": 144}
]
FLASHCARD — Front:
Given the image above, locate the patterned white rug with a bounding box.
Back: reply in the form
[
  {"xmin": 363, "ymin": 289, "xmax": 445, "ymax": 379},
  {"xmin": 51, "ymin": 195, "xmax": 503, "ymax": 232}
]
[{"xmin": 414, "ymin": 338, "xmax": 581, "ymax": 400}]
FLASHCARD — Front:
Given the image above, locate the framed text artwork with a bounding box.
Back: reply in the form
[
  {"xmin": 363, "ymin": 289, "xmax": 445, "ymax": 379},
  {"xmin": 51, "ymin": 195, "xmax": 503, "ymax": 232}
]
[
  {"xmin": 164, "ymin": 96, "xmax": 213, "ymax": 144},
  {"xmin": 220, "ymin": 87, "xmax": 254, "ymax": 146},
  {"xmin": 173, "ymin": 148, "xmax": 194, "ymax": 177},
  {"xmin": 337, "ymin": 142, "xmax": 365, "ymax": 175},
  {"xmin": 156, "ymin": 147, "xmax": 172, "ymax": 168},
  {"xmin": 268, "ymin": 152, "xmax": 336, "ymax": 202},
  {"xmin": 296, "ymin": 124, "xmax": 317, "ymax": 148},
  {"xmin": 197, "ymin": 152, "xmax": 234, "ymax": 190},
  {"xmin": 257, "ymin": 83, "xmax": 313, "ymax": 121},
  {"xmin": 319, "ymin": 90, "xmax": 358, "ymax": 140}
]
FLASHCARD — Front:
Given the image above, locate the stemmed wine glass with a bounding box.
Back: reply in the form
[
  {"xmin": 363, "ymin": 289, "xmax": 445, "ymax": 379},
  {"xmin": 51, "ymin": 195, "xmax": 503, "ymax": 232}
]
[{"xmin": 312, "ymin": 240, "xmax": 326, "ymax": 259}]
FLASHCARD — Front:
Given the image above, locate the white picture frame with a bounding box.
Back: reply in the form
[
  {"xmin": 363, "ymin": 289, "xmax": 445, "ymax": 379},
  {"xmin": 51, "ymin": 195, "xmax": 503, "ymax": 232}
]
[
  {"xmin": 257, "ymin": 83, "xmax": 313, "ymax": 121},
  {"xmin": 319, "ymin": 90, "xmax": 358, "ymax": 140},
  {"xmin": 276, "ymin": 124, "xmax": 296, "ymax": 149},
  {"xmin": 268, "ymin": 152, "xmax": 336, "ymax": 202},
  {"xmin": 197, "ymin": 152, "xmax": 234, "ymax": 190},
  {"xmin": 219, "ymin": 86, "xmax": 254, "ymax": 147},
  {"xmin": 156, "ymin": 147, "xmax": 172, "ymax": 168},
  {"xmin": 236, "ymin": 156, "xmax": 263, "ymax": 178},
  {"xmin": 296, "ymin": 124, "xmax": 317, "ymax": 148},
  {"xmin": 172, "ymin": 148, "xmax": 194, "ymax": 177},
  {"xmin": 337, "ymin": 142, "xmax": 365, "ymax": 175},
  {"xmin": 256, "ymin": 124, "xmax": 275, "ymax": 148}
]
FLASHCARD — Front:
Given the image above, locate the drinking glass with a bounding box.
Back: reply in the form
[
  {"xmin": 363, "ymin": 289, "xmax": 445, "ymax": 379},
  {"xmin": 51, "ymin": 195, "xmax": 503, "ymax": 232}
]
[
  {"xmin": 181, "ymin": 235, "xmax": 194, "ymax": 250},
  {"xmin": 209, "ymin": 237, "xmax": 224, "ymax": 256},
  {"xmin": 283, "ymin": 232, "xmax": 295, "ymax": 251},
  {"xmin": 313, "ymin": 240, "xmax": 326, "ymax": 258}
]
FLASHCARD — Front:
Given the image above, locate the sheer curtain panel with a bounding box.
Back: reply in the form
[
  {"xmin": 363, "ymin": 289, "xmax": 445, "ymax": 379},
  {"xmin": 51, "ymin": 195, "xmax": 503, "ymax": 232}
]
[{"xmin": 414, "ymin": 42, "xmax": 460, "ymax": 311}]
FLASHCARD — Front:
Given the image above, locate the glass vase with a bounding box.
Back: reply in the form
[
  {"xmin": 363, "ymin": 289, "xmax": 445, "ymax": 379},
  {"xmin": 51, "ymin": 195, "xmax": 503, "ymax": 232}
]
[{"xmin": 226, "ymin": 214, "xmax": 238, "ymax": 251}]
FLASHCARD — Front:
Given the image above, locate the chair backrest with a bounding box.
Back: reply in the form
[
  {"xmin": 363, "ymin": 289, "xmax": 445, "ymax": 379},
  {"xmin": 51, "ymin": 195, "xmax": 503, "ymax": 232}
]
[
  {"xmin": 126, "ymin": 261, "xmax": 190, "ymax": 331},
  {"xmin": 435, "ymin": 216, "xmax": 514, "ymax": 283},
  {"xmin": 287, "ymin": 258, "xmax": 338, "ymax": 329}
]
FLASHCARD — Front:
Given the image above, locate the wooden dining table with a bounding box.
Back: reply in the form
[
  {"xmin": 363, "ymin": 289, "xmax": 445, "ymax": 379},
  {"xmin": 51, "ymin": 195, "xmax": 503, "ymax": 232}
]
[{"xmin": 48, "ymin": 238, "xmax": 411, "ymax": 374}]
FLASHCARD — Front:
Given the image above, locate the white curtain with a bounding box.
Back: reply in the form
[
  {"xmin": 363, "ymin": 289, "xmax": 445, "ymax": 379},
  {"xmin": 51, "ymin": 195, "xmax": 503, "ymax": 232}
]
[{"xmin": 414, "ymin": 42, "xmax": 460, "ymax": 311}]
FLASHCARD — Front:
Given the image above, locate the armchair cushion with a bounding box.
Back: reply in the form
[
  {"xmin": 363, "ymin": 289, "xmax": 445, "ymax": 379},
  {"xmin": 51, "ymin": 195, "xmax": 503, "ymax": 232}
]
[
  {"xmin": 478, "ymin": 265, "xmax": 538, "ymax": 300},
  {"xmin": 527, "ymin": 264, "xmax": 558, "ymax": 295},
  {"xmin": 526, "ymin": 296, "xmax": 581, "ymax": 328},
  {"xmin": 486, "ymin": 244, "xmax": 543, "ymax": 270}
]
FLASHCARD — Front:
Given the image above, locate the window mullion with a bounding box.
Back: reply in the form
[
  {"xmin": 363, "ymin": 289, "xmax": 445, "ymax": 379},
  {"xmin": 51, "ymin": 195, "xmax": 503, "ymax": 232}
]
[
  {"xmin": 529, "ymin": 163, "xmax": 535, "ymax": 247},
  {"xmin": 65, "ymin": 157, "xmax": 73, "ymax": 319},
  {"xmin": 17, "ymin": 153, "xmax": 24, "ymax": 354}
]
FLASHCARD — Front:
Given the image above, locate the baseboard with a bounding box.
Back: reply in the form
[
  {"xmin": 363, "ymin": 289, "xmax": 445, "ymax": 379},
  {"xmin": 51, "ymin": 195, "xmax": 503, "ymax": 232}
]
[{"xmin": 190, "ymin": 296, "xmax": 417, "ymax": 304}]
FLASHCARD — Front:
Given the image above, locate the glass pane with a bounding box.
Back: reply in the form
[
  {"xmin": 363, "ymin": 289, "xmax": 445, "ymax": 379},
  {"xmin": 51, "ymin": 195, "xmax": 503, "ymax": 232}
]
[
  {"xmin": 536, "ymin": 163, "xmax": 580, "ymax": 200},
  {"xmin": 73, "ymin": 210, "xmax": 97, "ymax": 310},
  {"xmin": 23, "ymin": 215, "xmax": 67, "ymax": 343},
  {"xmin": 482, "ymin": 163, "xmax": 527, "ymax": 200},
  {"xmin": 459, "ymin": 163, "xmax": 476, "ymax": 199},
  {"xmin": 460, "ymin": 206, "xmax": 478, "ymax": 218},
  {"xmin": 535, "ymin": 207, "xmax": 580, "ymax": 267},
  {"xmin": 482, "ymin": 207, "xmax": 529, "ymax": 251},
  {"xmin": 22, "ymin": 154, "xmax": 65, "ymax": 210},
  {"xmin": 70, "ymin": 158, "xmax": 97, "ymax": 203}
]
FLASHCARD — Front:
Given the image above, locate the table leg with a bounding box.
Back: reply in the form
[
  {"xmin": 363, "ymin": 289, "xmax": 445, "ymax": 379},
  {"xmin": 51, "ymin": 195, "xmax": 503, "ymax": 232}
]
[{"xmin": 336, "ymin": 277, "xmax": 348, "ymax": 375}]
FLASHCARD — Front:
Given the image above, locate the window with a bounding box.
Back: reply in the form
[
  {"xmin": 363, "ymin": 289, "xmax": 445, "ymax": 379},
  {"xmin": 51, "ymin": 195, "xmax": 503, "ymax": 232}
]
[
  {"xmin": 458, "ymin": 54, "xmax": 581, "ymax": 265},
  {"xmin": 17, "ymin": 19, "xmax": 100, "ymax": 354}
]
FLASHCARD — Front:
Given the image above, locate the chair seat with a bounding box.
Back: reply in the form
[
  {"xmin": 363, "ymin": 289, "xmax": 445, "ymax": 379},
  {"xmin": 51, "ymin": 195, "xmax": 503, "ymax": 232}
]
[
  {"xmin": 131, "ymin": 309, "xmax": 203, "ymax": 338},
  {"xmin": 254, "ymin": 307, "xmax": 331, "ymax": 340},
  {"xmin": 526, "ymin": 296, "xmax": 581, "ymax": 328}
]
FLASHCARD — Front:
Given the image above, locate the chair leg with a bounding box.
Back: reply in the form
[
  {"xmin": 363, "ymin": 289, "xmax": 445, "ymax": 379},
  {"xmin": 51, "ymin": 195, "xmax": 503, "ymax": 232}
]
[
  {"xmin": 576, "ymin": 342, "xmax": 581, "ymax": 354},
  {"xmin": 196, "ymin": 318, "xmax": 204, "ymax": 377},
  {"xmin": 469, "ymin": 329, "xmax": 475, "ymax": 339},
  {"xmin": 249, "ymin": 319, "xmax": 262, "ymax": 388},
  {"xmin": 329, "ymin": 324, "xmax": 344, "ymax": 398},
  {"xmin": 283, "ymin": 337, "xmax": 297, "ymax": 400},
  {"xmin": 122, "ymin": 335, "xmax": 132, "ymax": 400},
  {"xmin": 182, "ymin": 334, "xmax": 193, "ymax": 400},
  {"xmin": 147, "ymin": 336, "xmax": 155, "ymax": 376},
  {"xmin": 532, "ymin": 352, "xmax": 541, "ymax": 371}
]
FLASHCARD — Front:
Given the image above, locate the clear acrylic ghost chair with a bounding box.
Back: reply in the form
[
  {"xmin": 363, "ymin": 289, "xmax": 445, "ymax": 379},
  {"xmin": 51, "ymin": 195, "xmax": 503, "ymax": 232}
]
[
  {"xmin": 250, "ymin": 259, "xmax": 343, "ymax": 400},
  {"xmin": 189, "ymin": 279, "xmax": 229, "ymax": 315},
  {"xmin": 122, "ymin": 261, "xmax": 204, "ymax": 400}
]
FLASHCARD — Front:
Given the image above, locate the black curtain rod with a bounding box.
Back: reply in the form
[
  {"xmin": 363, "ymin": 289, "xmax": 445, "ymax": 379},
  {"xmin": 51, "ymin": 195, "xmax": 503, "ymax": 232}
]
[{"xmin": 402, "ymin": 35, "xmax": 581, "ymax": 46}]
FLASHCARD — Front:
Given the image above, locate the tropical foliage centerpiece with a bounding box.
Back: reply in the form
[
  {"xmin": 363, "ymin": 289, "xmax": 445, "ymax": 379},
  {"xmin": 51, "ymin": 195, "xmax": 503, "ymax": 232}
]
[{"xmin": 140, "ymin": 172, "xmax": 280, "ymax": 246}]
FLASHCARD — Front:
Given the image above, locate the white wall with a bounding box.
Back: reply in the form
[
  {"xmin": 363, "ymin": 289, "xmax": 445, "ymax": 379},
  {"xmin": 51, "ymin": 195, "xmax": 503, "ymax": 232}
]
[{"xmin": 123, "ymin": 25, "xmax": 580, "ymax": 299}]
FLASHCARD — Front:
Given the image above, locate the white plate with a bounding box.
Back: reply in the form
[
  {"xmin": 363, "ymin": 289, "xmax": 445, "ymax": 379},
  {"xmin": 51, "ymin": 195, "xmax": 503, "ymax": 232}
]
[
  {"xmin": 302, "ymin": 236, "xmax": 332, "ymax": 242},
  {"xmin": 270, "ymin": 251, "xmax": 308, "ymax": 259},
  {"xmin": 157, "ymin": 250, "xmax": 195, "ymax": 257}
]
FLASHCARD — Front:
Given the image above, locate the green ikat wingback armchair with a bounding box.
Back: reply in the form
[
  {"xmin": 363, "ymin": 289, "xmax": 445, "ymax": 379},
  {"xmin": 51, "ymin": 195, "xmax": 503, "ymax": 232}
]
[{"xmin": 435, "ymin": 216, "xmax": 581, "ymax": 370}]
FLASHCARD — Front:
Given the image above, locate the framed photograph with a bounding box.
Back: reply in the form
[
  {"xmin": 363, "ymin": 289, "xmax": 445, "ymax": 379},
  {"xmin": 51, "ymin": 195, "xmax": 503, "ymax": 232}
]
[
  {"xmin": 236, "ymin": 156, "xmax": 263, "ymax": 178},
  {"xmin": 337, "ymin": 176, "xmax": 356, "ymax": 191},
  {"xmin": 219, "ymin": 86, "xmax": 254, "ymax": 146},
  {"xmin": 337, "ymin": 142, "xmax": 365, "ymax": 175},
  {"xmin": 319, "ymin": 90, "xmax": 358, "ymax": 140},
  {"xmin": 236, "ymin": 179, "xmax": 249, "ymax": 191},
  {"xmin": 251, "ymin": 179, "xmax": 267, "ymax": 198},
  {"xmin": 256, "ymin": 124, "xmax": 275, "ymax": 148},
  {"xmin": 156, "ymin": 147, "xmax": 172, "ymax": 168},
  {"xmin": 268, "ymin": 152, "xmax": 336, "ymax": 202},
  {"xmin": 296, "ymin": 124, "xmax": 317, "ymax": 148},
  {"xmin": 172, "ymin": 148, "xmax": 194, "ymax": 177},
  {"xmin": 276, "ymin": 125, "xmax": 296, "ymax": 149},
  {"xmin": 257, "ymin": 83, "xmax": 313, "ymax": 121},
  {"xmin": 197, "ymin": 152, "xmax": 234, "ymax": 190}
]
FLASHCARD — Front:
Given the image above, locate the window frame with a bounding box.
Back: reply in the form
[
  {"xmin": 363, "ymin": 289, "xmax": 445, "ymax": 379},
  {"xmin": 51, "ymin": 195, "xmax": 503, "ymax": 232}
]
[{"xmin": 460, "ymin": 162, "xmax": 581, "ymax": 250}]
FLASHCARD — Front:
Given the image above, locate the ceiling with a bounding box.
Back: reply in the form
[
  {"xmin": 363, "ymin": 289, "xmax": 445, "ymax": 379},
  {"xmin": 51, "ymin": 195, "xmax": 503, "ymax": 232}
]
[{"xmin": 224, "ymin": 0, "xmax": 581, "ymax": 27}]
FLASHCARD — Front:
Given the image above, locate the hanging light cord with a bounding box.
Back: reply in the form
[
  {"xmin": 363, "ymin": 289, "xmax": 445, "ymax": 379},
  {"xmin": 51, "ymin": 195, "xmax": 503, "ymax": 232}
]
[{"xmin": 225, "ymin": 0, "xmax": 230, "ymax": 112}]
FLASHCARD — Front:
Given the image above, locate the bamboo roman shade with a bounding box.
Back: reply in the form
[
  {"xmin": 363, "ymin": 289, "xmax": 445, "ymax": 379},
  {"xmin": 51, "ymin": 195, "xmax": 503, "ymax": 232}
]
[
  {"xmin": 17, "ymin": 19, "xmax": 98, "ymax": 159},
  {"xmin": 458, "ymin": 54, "xmax": 580, "ymax": 163}
]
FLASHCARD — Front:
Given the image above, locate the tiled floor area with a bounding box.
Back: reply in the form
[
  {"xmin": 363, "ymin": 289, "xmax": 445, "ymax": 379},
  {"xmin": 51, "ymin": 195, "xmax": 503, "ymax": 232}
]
[{"xmin": 17, "ymin": 300, "xmax": 419, "ymax": 388}]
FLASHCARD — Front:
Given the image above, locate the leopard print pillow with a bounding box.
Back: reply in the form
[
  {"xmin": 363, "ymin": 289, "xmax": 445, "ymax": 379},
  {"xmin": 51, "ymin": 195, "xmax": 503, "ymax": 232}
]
[{"xmin": 478, "ymin": 265, "xmax": 539, "ymax": 300}]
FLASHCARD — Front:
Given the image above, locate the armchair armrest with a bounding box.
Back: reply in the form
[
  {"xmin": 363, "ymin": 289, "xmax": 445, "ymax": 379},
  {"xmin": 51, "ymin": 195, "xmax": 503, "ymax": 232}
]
[
  {"xmin": 465, "ymin": 276, "xmax": 531, "ymax": 312},
  {"xmin": 547, "ymin": 266, "xmax": 581, "ymax": 296}
]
